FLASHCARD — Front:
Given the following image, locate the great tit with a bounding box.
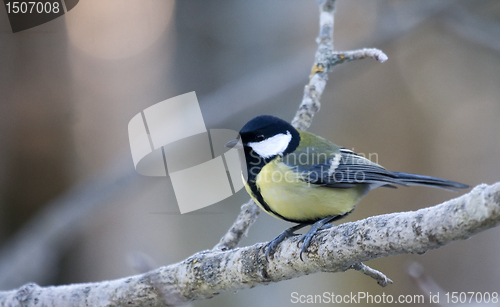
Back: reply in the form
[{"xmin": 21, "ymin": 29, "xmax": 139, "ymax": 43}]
[{"xmin": 226, "ymin": 115, "xmax": 468, "ymax": 261}]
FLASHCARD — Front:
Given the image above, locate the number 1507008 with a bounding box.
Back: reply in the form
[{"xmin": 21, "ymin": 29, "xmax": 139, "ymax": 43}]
[{"xmin": 5, "ymin": 2, "xmax": 60, "ymax": 14}]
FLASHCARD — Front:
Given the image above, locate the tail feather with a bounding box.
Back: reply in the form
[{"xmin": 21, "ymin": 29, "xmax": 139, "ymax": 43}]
[{"xmin": 390, "ymin": 171, "xmax": 469, "ymax": 191}]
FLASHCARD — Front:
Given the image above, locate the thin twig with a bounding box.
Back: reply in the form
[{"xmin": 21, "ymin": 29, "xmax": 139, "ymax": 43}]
[
  {"xmin": 214, "ymin": 199, "xmax": 260, "ymax": 251},
  {"xmin": 291, "ymin": 2, "xmax": 387, "ymax": 131},
  {"xmin": 291, "ymin": 0, "xmax": 337, "ymax": 131},
  {"xmin": 350, "ymin": 262, "xmax": 393, "ymax": 287},
  {"xmin": 327, "ymin": 48, "xmax": 388, "ymax": 67}
]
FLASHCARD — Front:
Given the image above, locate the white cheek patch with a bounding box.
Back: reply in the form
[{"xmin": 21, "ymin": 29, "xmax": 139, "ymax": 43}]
[{"xmin": 248, "ymin": 131, "xmax": 292, "ymax": 159}]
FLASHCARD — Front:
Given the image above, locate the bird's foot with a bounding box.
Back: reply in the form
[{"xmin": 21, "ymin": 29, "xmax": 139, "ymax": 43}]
[
  {"xmin": 297, "ymin": 217, "xmax": 336, "ymax": 261},
  {"xmin": 319, "ymin": 223, "xmax": 334, "ymax": 230},
  {"xmin": 265, "ymin": 224, "xmax": 306, "ymax": 261}
]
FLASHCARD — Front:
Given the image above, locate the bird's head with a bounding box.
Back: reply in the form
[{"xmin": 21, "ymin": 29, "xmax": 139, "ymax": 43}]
[{"xmin": 227, "ymin": 115, "xmax": 300, "ymax": 161}]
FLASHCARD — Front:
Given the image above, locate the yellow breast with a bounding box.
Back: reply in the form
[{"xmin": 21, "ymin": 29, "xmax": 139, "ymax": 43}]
[{"xmin": 247, "ymin": 158, "xmax": 367, "ymax": 223}]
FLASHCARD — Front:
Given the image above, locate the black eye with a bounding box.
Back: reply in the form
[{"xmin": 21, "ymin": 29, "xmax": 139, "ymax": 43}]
[{"xmin": 256, "ymin": 135, "xmax": 265, "ymax": 141}]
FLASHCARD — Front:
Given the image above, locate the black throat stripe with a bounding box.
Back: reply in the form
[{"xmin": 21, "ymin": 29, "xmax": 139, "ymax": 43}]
[
  {"xmin": 247, "ymin": 170, "xmax": 354, "ymax": 225},
  {"xmin": 245, "ymin": 147, "xmax": 321, "ymax": 224},
  {"xmin": 247, "ymin": 170, "xmax": 322, "ymax": 224},
  {"xmin": 246, "ymin": 179, "xmax": 292, "ymax": 222}
]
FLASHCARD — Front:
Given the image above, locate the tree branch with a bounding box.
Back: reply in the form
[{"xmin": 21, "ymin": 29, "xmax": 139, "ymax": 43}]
[
  {"xmin": 350, "ymin": 262, "xmax": 393, "ymax": 287},
  {"xmin": 2, "ymin": 183, "xmax": 499, "ymax": 306},
  {"xmin": 213, "ymin": 199, "xmax": 260, "ymax": 251},
  {"xmin": 291, "ymin": 0, "xmax": 337, "ymax": 131},
  {"xmin": 291, "ymin": 1, "xmax": 387, "ymax": 131}
]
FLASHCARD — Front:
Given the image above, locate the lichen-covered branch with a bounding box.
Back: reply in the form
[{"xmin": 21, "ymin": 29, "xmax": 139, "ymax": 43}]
[
  {"xmin": 291, "ymin": 1, "xmax": 387, "ymax": 131},
  {"xmin": 291, "ymin": 0, "xmax": 336, "ymax": 131},
  {"xmin": 2, "ymin": 182, "xmax": 499, "ymax": 306}
]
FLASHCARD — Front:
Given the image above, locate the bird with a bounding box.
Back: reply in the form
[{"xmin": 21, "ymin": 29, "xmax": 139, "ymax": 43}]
[{"xmin": 226, "ymin": 115, "xmax": 469, "ymax": 261}]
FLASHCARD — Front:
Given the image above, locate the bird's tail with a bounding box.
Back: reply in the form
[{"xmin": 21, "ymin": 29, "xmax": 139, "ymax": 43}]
[{"xmin": 391, "ymin": 171, "xmax": 469, "ymax": 191}]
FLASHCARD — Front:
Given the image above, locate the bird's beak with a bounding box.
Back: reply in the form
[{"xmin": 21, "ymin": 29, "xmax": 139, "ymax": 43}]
[{"xmin": 225, "ymin": 138, "xmax": 243, "ymax": 149}]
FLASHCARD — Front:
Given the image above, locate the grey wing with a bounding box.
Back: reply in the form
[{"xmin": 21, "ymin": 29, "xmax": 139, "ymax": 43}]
[{"xmin": 285, "ymin": 148, "xmax": 403, "ymax": 189}]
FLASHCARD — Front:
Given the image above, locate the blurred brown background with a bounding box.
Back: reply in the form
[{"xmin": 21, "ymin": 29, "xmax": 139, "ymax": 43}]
[{"xmin": 0, "ymin": 0, "xmax": 499, "ymax": 306}]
